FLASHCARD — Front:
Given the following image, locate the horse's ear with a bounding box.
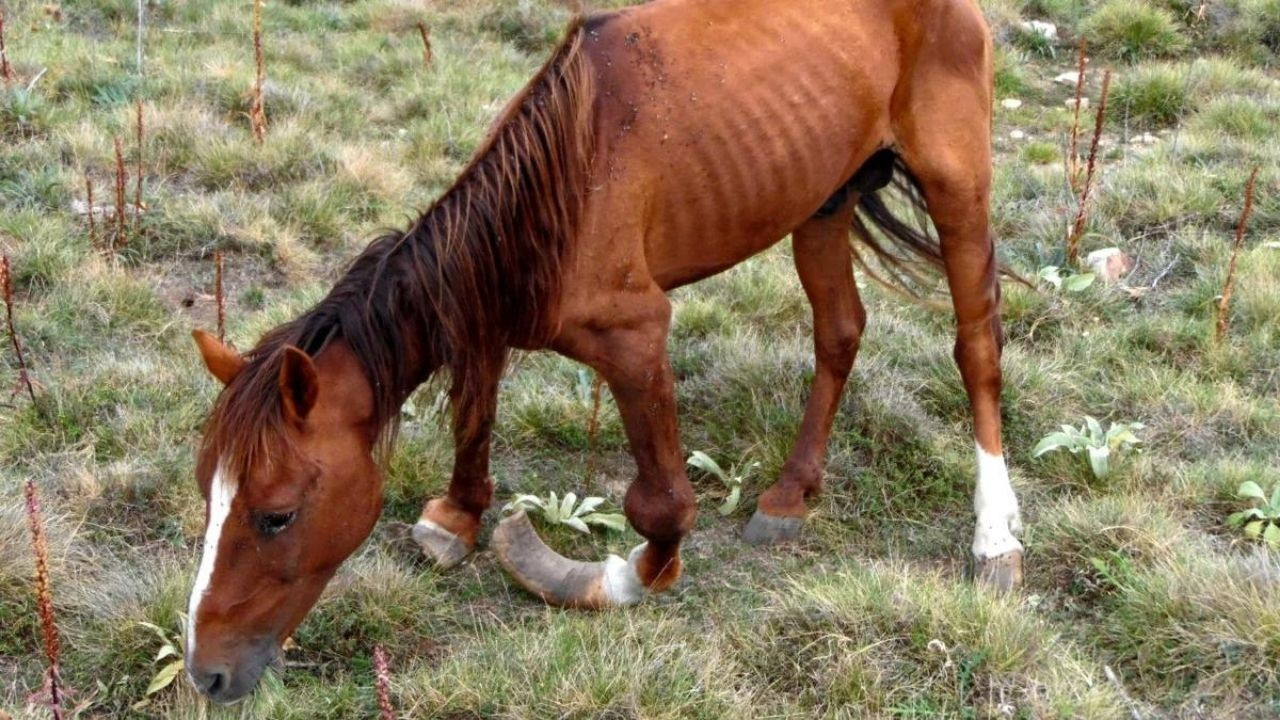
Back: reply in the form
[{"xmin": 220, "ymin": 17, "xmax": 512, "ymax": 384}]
[
  {"xmin": 193, "ymin": 330, "xmax": 246, "ymax": 386},
  {"xmin": 279, "ymin": 346, "xmax": 319, "ymax": 424}
]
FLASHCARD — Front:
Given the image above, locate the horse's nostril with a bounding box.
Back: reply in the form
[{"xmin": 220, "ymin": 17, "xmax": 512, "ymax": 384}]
[
  {"xmin": 207, "ymin": 670, "xmax": 226, "ymax": 696},
  {"xmin": 191, "ymin": 666, "xmax": 229, "ymax": 698}
]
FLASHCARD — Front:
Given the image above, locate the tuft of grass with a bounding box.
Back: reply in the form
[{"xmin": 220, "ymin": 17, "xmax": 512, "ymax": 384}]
[
  {"xmin": 1084, "ymin": 547, "xmax": 1280, "ymax": 709},
  {"xmin": 1191, "ymin": 95, "xmax": 1279, "ymax": 139},
  {"xmin": 1111, "ymin": 63, "xmax": 1191, "ymax": 127},
  {"xmin": 741, "ymin": 563, "xmax": 1125, "ymax": 717},
  {"xmin": 1083, "ymin": 1, "xmax": 1188, "ymax": 62}
]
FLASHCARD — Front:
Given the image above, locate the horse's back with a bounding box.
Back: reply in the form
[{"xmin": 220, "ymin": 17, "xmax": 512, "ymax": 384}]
[{"xmin": 572, "ymin": 0, "xmax": 987, "ymax": 291}]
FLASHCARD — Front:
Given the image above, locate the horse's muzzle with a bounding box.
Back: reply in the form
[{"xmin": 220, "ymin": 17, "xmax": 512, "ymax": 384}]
[{"xmin": 187, "ymin": 639, "xmax": 277, "ymax": 704}]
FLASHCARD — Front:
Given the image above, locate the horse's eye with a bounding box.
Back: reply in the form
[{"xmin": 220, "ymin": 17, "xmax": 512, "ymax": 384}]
[{"xmin": 255, "ymin": 511, "xmax": 297, "ymax": 537}]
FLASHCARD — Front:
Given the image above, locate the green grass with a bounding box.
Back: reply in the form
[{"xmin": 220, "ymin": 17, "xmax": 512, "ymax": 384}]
[
  {"xmin": 1082, "ymin": 1, "xmax": 1188, "ymax": 62},
  {"xmin": 2, "ymin": 0, "xmax": 1280, "ymax": 717}
]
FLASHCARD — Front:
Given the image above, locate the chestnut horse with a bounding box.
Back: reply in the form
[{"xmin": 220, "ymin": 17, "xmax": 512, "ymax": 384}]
[{"xmin": 186, "ymin": 0, "xmax": 1022, "ymax": 702}]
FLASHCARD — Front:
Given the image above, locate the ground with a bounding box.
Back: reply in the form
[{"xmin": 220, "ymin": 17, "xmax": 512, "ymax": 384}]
[{"xmin": 1, "ymin": 0, "xmax": 1279, "ymax": 717}]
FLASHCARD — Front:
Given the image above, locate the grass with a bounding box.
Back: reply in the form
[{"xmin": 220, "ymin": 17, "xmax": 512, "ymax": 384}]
[
  {"xmin": 1081, "ymin": 1, "xmax": 1188, "ymax": 62},
  {"xmin": 2, "ymin": 0, "xmax": 1279, "ymax": 717}
]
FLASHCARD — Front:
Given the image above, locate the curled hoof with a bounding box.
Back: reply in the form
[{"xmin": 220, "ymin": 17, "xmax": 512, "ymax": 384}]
[
  {"xmin": 973, "ymin": 550, "xmax": 1023, "ymax": 592},
  {"xmin": 492, "ymin": 511, "xmax": 646, "ymax": 609},
  {"xmin": 743, "ymin": 509, "xmax": 804, "ymax": 545},
  {"xmin": 412, "ymin": 519, "xmax": 474, "ymax": 569}
]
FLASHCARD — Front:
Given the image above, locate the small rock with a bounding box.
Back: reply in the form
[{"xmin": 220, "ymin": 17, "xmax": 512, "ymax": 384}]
[
  {"xmin": 1054, "ymin": 71, "xmax": 1082, "ymax": 86},
  {"xmin": 1086, "ymin": 248, "xmax": 1135, "ymax": 284},
  {"xmin": 1065, "ymin": 97, "xmax": 1089, "ymax": 110},
  {"xmin": 1131, "ymin": 132, "xmax": 1158, "ymax": 144},
  {"xmin": 1010, "ymin": 130, "xmax": 1026, "ymax": 140},
  {"xmin": 1019, "ymin": 20, "xmax": 1058, "ymax": 41},
  {"xmin": 1001, "ymin": 98, "xmax": 1023, "ymax": 110}
]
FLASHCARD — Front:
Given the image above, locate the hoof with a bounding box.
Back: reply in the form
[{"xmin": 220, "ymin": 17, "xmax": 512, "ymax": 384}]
[
  {"xmin": 743, "ymin": 509, "xmax": 804, "ymax": 545},
  {"xmin": 492, "ymin": 511, "xmax": 645, "ymax": 608},
  {"xmin": 412, "ymin": 519, "xmax": 474, "ymax": 569},
  {"xmin": 973, "ymin": 550, "xmax": 1023, "ymax": 592}
]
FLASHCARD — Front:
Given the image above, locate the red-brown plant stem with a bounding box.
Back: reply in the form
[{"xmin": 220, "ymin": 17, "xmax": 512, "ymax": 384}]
[
  {"xmin": 372, "ymin": 645, "xmax": 395, "ymax": 720},
  {"xmin": 215, "ymin": 250, "xmax": 226, "ymax": 343},
  {"xmin": 417, "ymin": 22, "xmax": 432, "ymax": 67},
  {"xmin": 1067, "ymin": 69, "xmax": 1111, "ymax": 267},
  {"xmin": 0, "ymin": 12, "xmax": 13, "ymax": 84},
  {"xmin": 113, "ymin": 138, "xmax": 128, "ymax": 252},
  {"xmin": 134, "ymin": 99, "xmax": 144, "ymax": 230},
  {"xmin": 250, "ymin": 0, "xmax": 266, "ymax": 143},
  {"xmin": 85, "ymin": 175, "xmax": 99, "ymax": 252},
  {"xmin": 1216, "ymin": 166, "xmax": 1260, "ymax": 344},
  {"xmin": 2, "ymin": 256, "xmax": 37, "ymax": 406},
  {"xmin": 24, "ymin": 477, "xmax": 63, "ymax": 720},
  {"xmin": 1067, "ymin": 39, "xmax": 1087, "ymax": 194}
]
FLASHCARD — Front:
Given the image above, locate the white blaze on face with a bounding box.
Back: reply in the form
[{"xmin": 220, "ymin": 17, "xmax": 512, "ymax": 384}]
[
  {"xmin": 971, "ymin": 444, "xmax": 1023, "ymax": 560},
  {"xmin": 187, "ymin": 464, "xmax": 239, "ymax": 659}
]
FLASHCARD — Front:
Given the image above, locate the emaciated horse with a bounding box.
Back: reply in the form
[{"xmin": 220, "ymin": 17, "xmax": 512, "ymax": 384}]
[{"xmin": 186, "ymin": 0, "xmax": 1022, "ymax": 702}]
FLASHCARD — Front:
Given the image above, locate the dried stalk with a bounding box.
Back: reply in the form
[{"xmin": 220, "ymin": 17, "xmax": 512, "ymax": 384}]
[
  {"xmin": 372, "ymin": 645, "xmax": 395, "ymax": 720},
  {"xmin": 113, "ymin": 138, "xmax": 128, "ymax": 252},
  {"xmin": 2, "ymin": 256, "xmax": 37, "ymax": 405},
  {"xmin": 24, "ymin": 476, "xmax": 63, "ymax": 720},
  {"xmin": 136, "ymin": 0, "xmax": 145, "ymax": 76},
  {"xmin": 85, "ymin": 175, "xmax": 99, "ymax": 252},
  {"xmin": 134, "ymin": 100, "xmax": 144, "ymax": 230},
  {"xmin": 250, "ymin": 0, "xmax": 267, "ymax": 143},
  {"xmin": 1216, "ymin": 167, "xmax": 1259, "ymax": 344},
  {"xmin": 417, "ymin": 22, "xmax": 432, "ymax": 67},
  {"xmin": 1067, "ymin": 39, "xmax": 1087, "ymax": 194},
  {"xmin": 215, "ymin": 250, "xmax": 226, "ymax": 343},
  {"xmin": 0, "ymin": 12, "xmax": 13, "ymax": 84},
  {"xmin": 1067, "ymin": 69, "xmax": 1111, "ymax": 267}
]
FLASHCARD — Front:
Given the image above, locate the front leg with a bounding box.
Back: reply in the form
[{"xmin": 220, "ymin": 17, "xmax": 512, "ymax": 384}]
[
  {"xmin": 493, "ymin": 288, "xmax": 696, "ymax": 607},
  {"xmin": 414, "ymin": 358, "xmax": 504, "ymax": 568}
]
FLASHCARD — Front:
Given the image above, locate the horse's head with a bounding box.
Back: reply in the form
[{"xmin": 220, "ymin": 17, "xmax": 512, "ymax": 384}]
[{"xmin": 185, "ymin": 330, "xmax": 382, "ymax": 703}]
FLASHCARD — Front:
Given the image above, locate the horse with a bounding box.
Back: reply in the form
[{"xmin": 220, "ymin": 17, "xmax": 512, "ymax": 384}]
[{"xmin": 185, "ymin": 0, "xmax": 1022, "ymax": 703}]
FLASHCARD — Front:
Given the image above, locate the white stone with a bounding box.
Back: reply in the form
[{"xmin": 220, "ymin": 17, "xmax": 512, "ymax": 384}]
[
  {"xmin": 1001, "ymin": 98, "xmax": 1023, "ymax": 110},
  {"xmin": 1054, "ymin": 71, "xmax": 1083, "ymax": 85},
  {"xmin": 1010, "ymin": 130, "xmax": 1026, "ymax": 140},
  {"xmin": 1065, "ymin": 97, "xmax": 1090, "ymax": 109},
  {"xmin": 1085, "ymin": 247, "xmax": 1136, "ymax": 284},
  {"xmin": 1019, "ymin": 20, "xmax": 1058, "ymax": 41}
]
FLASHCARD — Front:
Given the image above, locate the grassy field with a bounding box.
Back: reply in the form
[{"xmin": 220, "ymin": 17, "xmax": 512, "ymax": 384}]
[{"xmin": 2, "ymin": 0, "xmax": 1279, "ymax": 717}]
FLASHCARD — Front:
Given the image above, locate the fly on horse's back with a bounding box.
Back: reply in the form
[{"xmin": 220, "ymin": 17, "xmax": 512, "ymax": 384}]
[{"xmin": 185, "ymin": 0, "xmax": 1021, "ymax": 702}]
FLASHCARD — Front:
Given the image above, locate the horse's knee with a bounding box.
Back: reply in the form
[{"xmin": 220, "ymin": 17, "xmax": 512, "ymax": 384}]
[{"xmin": 624, "ymin": 477, "xmax": 696, "ymax": 546}]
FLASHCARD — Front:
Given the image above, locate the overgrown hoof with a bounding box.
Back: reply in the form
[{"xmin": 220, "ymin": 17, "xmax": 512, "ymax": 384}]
[
  {"xmin": 412, "ymin": 519, "xmax": 474, "ymax": 569},
  {"xmin": 973, "ymin": 550, "xmax": 1023, "ymax": 592},
  {"xmin": 743, "ymin": 509, "xmax": 804, "ymax": 545},
  {"xmin": 492, "ymin": 511, "xmax": 645, "ymax": 609}
]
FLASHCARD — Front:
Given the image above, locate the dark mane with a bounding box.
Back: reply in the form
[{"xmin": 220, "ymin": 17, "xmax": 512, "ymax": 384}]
[{"xmin": 205, "ymin": 19, "xmax": 597, "ymax": 474}]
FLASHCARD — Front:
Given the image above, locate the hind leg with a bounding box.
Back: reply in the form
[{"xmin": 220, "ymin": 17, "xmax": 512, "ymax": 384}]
[
  {"xmin": 745, "ymin": 206, "xmax": 866, "ymax": 544},
  {"xmin": 896, "ymin": 47, "xmax": 1024, "ymax": 590}
]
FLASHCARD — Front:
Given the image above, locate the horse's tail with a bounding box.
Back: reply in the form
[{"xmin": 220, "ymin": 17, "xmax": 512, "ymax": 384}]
[{"xmin": 843, "ymin": 149, "xmax": 1027, "ymax": 296}]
